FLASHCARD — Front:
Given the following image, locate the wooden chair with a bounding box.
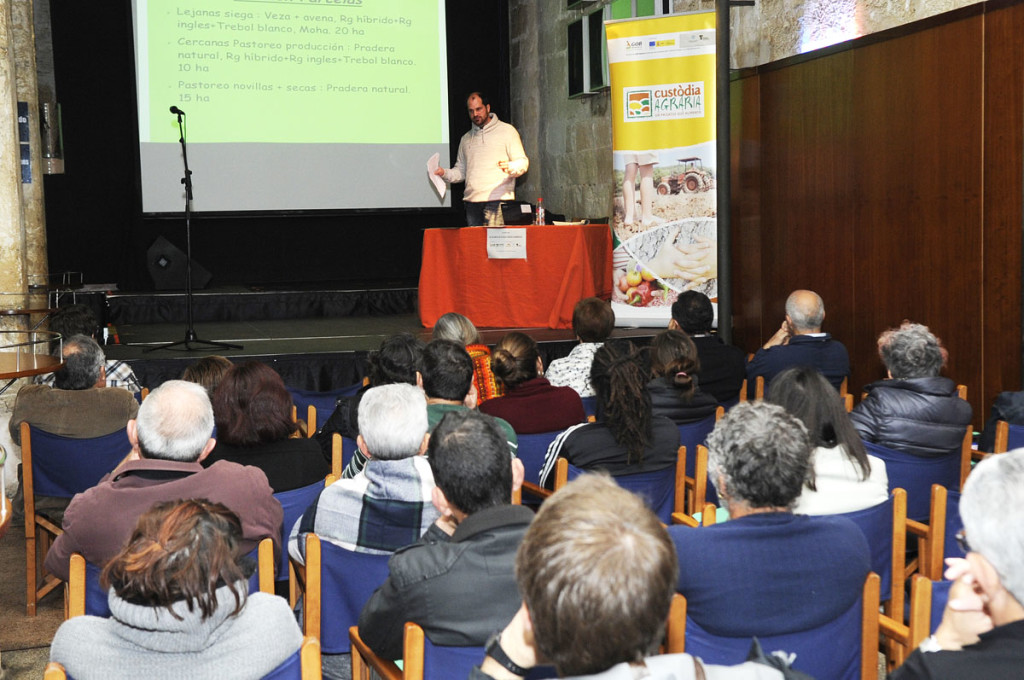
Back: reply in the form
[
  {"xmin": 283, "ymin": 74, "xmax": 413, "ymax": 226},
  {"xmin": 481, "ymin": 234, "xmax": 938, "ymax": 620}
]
[
  {"xmin": 863, "ymin": 428, "xmax": 969, "ymax": 523},
  {"xmin": 350, "ymin": 622, "xmax": 554, "ymax": 680},
  {"xmin": 678, "ymin": 445, "xmax": 711, "ymax": 518},
  {"xmin": 298, "ymin": 533, "xmax": 391, "ymax": 655},
  {"xmin": 666, "ymin": 572, "xmax": 881, "ymax": 680},
  {"xmin": 878, "ymin": 575, "xmax": 933, "ymax": 670},
  {"xmin": 670, "ymin": 502, "xmax": 718, "ymax": 528},
  {"xmin": 992, "ymin": 419, "xmax": 1024, "ymax": 453},
  {"xmin": 274, "ymin": 481, "xmax": 327, "ymax": 600},
  {"xmin": 330, "ymin": 432, "xmax": 358, "ymax": 478},
  {"xmin": 844, "ymin": 393, "xmax": 854, "ymax": 412},
  {"xmin": 523, "ymin": 449, "xmax": 685, "ymax": 524},
  {"xmin": 43, "ymin": 663, "xmax": 66, "ymax": 680},
  {"xmin": 839, "ymin": 490, "xmax": 907, "ymax": 622},
  {"xmin": 22, "ymin": 422, "xmax": 131, "ymax": 616},
  {"xmin": 139, "ymin": 387, "xmax": 149, "ymax": 401}
]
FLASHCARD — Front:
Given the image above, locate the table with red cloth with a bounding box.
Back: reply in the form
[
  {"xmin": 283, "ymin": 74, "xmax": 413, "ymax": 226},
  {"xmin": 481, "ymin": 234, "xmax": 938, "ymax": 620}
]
[{"xmin": 419, "ymin": 224, "xmax": 613, "ymax": 329}]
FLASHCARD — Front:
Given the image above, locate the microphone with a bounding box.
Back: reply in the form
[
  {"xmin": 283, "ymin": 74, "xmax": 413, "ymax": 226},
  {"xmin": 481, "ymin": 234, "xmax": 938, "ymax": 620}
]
[{"xmin": 169, "ymin": 106, "xmax": 186, "ymax": 115}]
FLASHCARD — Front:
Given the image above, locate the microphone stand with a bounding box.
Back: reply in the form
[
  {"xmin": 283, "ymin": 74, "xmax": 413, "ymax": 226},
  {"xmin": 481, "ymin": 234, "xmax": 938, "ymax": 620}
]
[{"xmin": 146, "ymin": 109, "xmax": 241, "ymax": 353}]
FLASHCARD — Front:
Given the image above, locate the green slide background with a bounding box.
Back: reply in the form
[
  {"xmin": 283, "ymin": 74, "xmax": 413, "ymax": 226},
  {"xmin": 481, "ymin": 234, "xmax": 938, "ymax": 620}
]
[{"xmin": 146, "ymin": 0, "xmax": 444, "ymax": 143}]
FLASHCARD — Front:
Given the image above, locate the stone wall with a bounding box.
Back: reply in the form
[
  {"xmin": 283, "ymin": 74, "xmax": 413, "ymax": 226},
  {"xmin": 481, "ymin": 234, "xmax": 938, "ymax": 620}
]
[{"xmin": 510, "ymin": 0, "xmax": 982, "ymax": 220}]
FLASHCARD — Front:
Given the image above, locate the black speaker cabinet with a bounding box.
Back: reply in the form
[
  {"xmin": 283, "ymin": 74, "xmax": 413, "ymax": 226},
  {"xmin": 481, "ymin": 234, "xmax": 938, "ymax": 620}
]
[{"xmin": 147, "ymin": 236, "xmax": 213, "ymax": 290}]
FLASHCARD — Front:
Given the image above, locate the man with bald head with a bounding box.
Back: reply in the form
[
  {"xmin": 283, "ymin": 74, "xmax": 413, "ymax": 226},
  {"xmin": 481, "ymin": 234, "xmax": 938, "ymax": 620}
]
[{"xmin": 745, "ymin": 290, "xmax": 849, "ymax": 397}]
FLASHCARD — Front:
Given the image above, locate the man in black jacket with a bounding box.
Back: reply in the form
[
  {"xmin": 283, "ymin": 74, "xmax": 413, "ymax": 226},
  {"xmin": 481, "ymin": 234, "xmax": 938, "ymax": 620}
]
[
  {"xmin": 357, "ymin": 409, "xmax": 528, "ymax": 660},
  {"xmin": 670, "ymin": 291, "xmax": 746, "ymax": 404}
]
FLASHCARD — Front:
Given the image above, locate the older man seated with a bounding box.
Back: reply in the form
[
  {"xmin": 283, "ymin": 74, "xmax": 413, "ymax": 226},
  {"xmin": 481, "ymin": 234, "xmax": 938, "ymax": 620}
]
[
  {"xmin": 289, "ymin": 383, "xmax": 439, "ymax": 562},
  {"xmin": 667, "ymin": 402, "xmax": 870, "ymax": 676},
  {"xmin": 891, "ymin": 450, "xmax": 1024, "ymax": 678},
  {"xmin": 851, "ymin": 322, "xmax": 972, "ymax": 457}
]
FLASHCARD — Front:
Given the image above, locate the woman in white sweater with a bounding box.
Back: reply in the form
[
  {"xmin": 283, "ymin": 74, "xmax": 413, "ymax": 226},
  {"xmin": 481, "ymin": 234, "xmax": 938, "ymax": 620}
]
[
  {"xmin": 767, "ymin": 366, "xmax": 889, "ymax": 515},
  {"xmin": 50, "ymin": 499, "xmax": 301, "ymax": 680}
]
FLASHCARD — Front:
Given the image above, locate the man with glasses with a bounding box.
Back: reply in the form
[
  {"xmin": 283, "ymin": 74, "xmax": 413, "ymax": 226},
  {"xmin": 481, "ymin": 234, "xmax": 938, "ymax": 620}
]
[{"xmin": 891, "ymin": 450, "xmax": 1024, "ymax": 678}]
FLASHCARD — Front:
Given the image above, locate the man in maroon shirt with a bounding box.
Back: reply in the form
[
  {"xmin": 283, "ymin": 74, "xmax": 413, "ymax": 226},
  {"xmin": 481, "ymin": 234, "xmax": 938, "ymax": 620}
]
[{"xmin": 44, "ymin": 380, "xmax": 282, "ymax": 581}]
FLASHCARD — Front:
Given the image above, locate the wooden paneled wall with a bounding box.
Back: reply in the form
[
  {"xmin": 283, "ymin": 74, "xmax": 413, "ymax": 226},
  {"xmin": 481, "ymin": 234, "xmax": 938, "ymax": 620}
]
[{"xmin": 730, "ymin": 1, "xmax": 1024, "ymax": 421}]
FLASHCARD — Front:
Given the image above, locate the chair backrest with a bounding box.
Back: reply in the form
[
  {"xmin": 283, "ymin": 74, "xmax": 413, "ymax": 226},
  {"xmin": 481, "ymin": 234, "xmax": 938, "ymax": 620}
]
[
  {"xmin": 72, "ymin": 537, "xmax": 273, "ymax": 620},
  {"xmin": 839, "ymin": 491, "xmax": 906, "ymax": 612},
  {"xmin": 305, "ymin": 533, "xmax": 392, "ymax": 654},
  {"xmin": 863, "ymin": 439, "xmax": 962, "ymax": 522},
  {"xmin": 580, "ymin": 396, "xmax": 597, "ymax": 418},
  {"xmin": 43, "ymin": 663, "xmax": 67, "ymax": 680},
  {"xmin": 943, "ymin": 489, "xmax": 964, "ymax": 561},
  {"xmin": 289, "ymin": 384, "xmax": 363, "ymax": 436},
  {"xmin": 23, "ymin": 423, "xmax": 130, "ymax": 498},
  {"xmin": 273, "ymin": 481, "xmax": 325, "ymax": 579},
  {"xmin": 994, "ymin": 420, "xmax": 1024, "ymax": 453},
  {"xmin": 680, "ymin": 572, "xmax": 880, "ymax": 680},
  {"xmin": 262, "ymin": 636, "xmax": 321, "ymax": 680},
  {"xmin": 564, "ymin": 459, "xmax": 677, "ymax": 524},
  {"xmin": 929, "ymin": 579, "xmax": 953, "ymax": 635},
  {"xmin": 516, "ymin": 431, "xmax": 563, "ymax": 486}
]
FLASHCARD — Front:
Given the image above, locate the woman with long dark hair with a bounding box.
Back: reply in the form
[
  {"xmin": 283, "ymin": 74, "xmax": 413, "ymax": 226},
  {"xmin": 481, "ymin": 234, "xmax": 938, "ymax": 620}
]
[
  {"xmin": 202, "ymin": 361, "xmax": 329, "ymax": 492},
  {"xmin": 49, "ymin": 499, "xmax": 302, "ymax": 679},
  {"xmin": 479, "ymin": 331, "xmax": 585, "ymax": 433},
  {"xmin": 647, "ymin": 329, "xmax": 720, "ymax": 423},
  {"xmin": 768, "ymin": 366, "xmax": 888, "ymax": 514},
  {"xmin": 538, "ymin": 340, "xmax": 679, "ymax": 489}
]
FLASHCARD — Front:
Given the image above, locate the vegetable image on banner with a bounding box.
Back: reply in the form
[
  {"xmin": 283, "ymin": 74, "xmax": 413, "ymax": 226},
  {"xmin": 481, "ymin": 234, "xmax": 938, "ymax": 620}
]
[{"xmin": 606, "ymin": 12, "xmax": 717, "ymax": 327}]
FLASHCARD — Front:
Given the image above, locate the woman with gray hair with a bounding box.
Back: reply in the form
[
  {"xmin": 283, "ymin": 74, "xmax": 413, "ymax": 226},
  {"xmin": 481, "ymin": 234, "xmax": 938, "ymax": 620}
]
[
  {"xmin": 666, "ymin": 402, "xmax": 870, "ymax": 677},
  {"xmin": 850, "ymin": 322, "xmax": 972, "ymax": 457}
]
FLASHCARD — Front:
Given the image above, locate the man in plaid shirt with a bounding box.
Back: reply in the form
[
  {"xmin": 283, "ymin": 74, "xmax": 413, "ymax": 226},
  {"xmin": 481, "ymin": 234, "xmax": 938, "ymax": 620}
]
[{"xmin": 288, "ymin": 382, "xmax": 438, "ymax": 561}]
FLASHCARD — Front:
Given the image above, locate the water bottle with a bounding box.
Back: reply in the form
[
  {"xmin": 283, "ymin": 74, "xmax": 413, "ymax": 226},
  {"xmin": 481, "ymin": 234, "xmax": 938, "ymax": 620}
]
[{"xmin": 535, "ymin": 197, "xmax": 545, "ymax": 225}]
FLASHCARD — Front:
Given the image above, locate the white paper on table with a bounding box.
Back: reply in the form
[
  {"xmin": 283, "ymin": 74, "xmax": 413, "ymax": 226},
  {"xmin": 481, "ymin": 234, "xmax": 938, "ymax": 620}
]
[
  {"xmin": 487, "ymin": 228, "xmax": 527, "ymax": 259},
  {"xmin": 427, "ymin": 153, "xmax": 446, "ymax": 199}
]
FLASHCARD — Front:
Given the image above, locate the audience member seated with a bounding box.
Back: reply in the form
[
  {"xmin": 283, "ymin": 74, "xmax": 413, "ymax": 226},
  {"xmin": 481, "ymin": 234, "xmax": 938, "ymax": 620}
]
[
  {"xmin": 433, "ymin": 311, "xmax": 504, "ymax": 403},
  {"xmin": 202, "ymin": 361, "xmax": 329, "ymax": 493},
  {"xmin": 289, "ymin": 383, "xmax": 438, "ymax": 562},
  {"xmin": 10, "ymin": 334, "xmax": 138, "ymax": 446},
  {"xmin": 545, "ymin": 297, "xmax": 615, "ymax": 398},
  {"xmin": 181, "ymin": 355, "xmax": 233, "ymax": 396},
  {"xmin": 357, "ymin": 409, "xmax": 529, "ymax": 660},
  {"xmin": 473, "ymin": 474, "xmax": 796, "ymax": 680},
  {"xmin": 647, "ymin": 329, "xmax": 719, "ymax": 423},
  {"xmin": 667, "ymin": 402, "xmax": 870, "ymax": 641},
  {"xmin": 315, "ymin": 333, "xmax": 425, "ymax": 477},
  {"xmin": 479, "ymin": 331, "xmax": 586, "ymax": 433},
  {"xmin": 539, "ymin": 340, "xmax": 679, "ymax": 489},
  {"xmin": 768, "ymin": 367, "xmax": 888, "ymax": 515},
  {"xmin": 891, "ymin": 450, "xmax": 1024, "ymax": 679},
  {"xmin": 746, "ymin": 289, "xmax": 849, "ymax": 396},
  {"xmin": 420, "ymin": 339, "xmax": 518, "ymax": 456},
  {"xmin": 9, "ymin": 335, "xmax": 139, "ymax": 520},
  {"xmin": 669, "ymin": 291, "xmax": 746, "ymax": 404},
  {"xmin": 35, "ymin": 304, "xmax": 142, "ymax": 395},
  {"xmin": 50, "ymin": 499, "xmax": 302, "ymax": 680},
  {"xmin": 44, "ymin": 380, "xmax": 282, "ymax": 581},
  {"xmin": 850, "ymin": 322, "xmax": 972, "ymax": 457}
]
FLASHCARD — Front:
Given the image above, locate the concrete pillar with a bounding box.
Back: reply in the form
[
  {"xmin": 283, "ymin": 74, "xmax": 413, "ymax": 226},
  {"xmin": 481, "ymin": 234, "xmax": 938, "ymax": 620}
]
[
  {"xmin": 12, "ymin": 0, "xmax": 47, "ymax": 299},
  {"xmin": 0, "ymin": 0, "xmax": 27, "ymax": 310}
]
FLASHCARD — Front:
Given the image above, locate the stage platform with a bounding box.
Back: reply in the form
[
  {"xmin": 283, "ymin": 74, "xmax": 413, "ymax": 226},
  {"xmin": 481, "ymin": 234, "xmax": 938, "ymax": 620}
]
[{"xmin": 99, "ymin": 286, "xmax": 657, "ymax": 391}]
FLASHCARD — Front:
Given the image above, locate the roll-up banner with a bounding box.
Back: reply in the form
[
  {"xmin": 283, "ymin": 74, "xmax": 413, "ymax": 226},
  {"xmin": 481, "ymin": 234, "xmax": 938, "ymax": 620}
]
[{"xmin": 606, "ymin": 12, "xmax": 717, "ymax": 327}]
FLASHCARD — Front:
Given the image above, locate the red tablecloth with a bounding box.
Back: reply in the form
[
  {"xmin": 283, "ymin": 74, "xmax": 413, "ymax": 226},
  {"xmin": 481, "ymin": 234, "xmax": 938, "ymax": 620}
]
[{"xmin": 419, "ymin": 225, "xmax": 613, "ymax": 329}]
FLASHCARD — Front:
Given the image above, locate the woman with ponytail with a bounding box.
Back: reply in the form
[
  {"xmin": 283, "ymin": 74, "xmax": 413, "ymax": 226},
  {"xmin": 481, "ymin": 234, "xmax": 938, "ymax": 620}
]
[
  {"xmin": 538, "ymin": 340, "xmax": 680, "ymax": 489},
  {"xmin": 648, "ymin": 329, "xmax": 719, "ymax": 423},
  {"xmin": 50, "ymin": 499, "xmax": 301, "ymax": 680},
  {"xmin": 479, "ymin": 332, "xmax": 586, "ymax": 433}
]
